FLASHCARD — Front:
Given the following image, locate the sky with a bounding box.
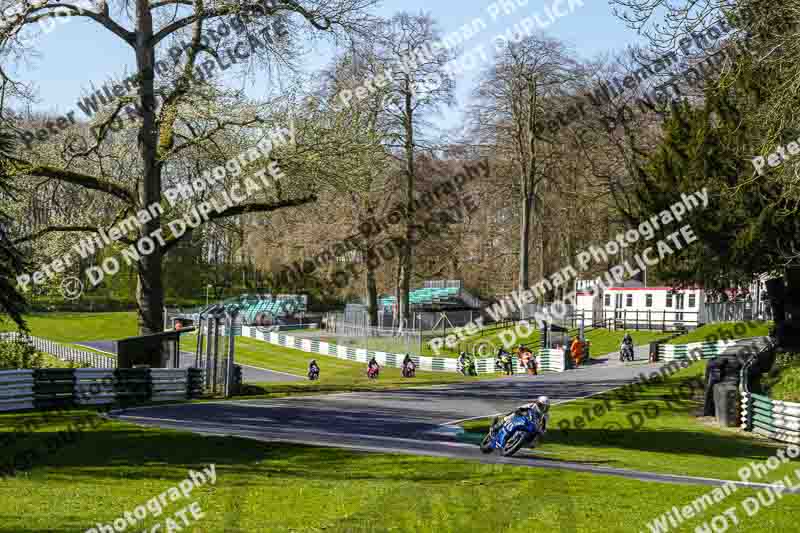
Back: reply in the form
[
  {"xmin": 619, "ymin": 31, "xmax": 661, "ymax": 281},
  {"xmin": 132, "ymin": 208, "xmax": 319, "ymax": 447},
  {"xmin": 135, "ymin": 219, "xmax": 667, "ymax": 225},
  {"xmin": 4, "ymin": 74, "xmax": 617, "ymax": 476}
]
[{"xmin": 14, "ymin": 0, "xmax": 643, "ymax": 130}]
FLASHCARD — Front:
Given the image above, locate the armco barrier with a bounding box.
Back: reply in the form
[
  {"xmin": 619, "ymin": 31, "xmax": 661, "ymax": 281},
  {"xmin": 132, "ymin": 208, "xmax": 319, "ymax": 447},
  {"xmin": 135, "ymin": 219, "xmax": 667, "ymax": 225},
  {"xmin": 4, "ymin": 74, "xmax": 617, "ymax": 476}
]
[
  {"xmin": 0, "ymin": 370, "xmax": 34, "ymax": 412},
  {"xmin": 33, "ymin": 369, "xmax": 75, "ymax": 409},
  {"xmin": 150, "ymin": 369, "xmax": 189, "ymax": 402},
  {"xmin": 741, "ymin": 392, "xmax": 800, "ymax": 445},
  {"xmin": 0, "ymin": 368, "xmax": 204, "ymax": 412},
  {"xmin": 658, "ymin": 339, "xmax": 746, "ymax": 361},
  {"xmin": 240, "ymin": 326, "xmax": 567, "ymax": 374},
  {"xmin": 74, "ymin": 369, "xmax": 115, "ymax": 406}
]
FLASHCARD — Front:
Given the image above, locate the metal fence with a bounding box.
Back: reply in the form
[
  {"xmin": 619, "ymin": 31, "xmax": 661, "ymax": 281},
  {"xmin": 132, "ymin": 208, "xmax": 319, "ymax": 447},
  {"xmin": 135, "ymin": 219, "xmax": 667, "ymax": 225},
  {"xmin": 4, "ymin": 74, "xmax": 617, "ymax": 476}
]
[
  {"xmin": 705, "ymin": 301, "xmax": 773, "ymax": 323},
  {"xmin": 321, "ymin": 313, "xmax": 423, "ymax": 354}
]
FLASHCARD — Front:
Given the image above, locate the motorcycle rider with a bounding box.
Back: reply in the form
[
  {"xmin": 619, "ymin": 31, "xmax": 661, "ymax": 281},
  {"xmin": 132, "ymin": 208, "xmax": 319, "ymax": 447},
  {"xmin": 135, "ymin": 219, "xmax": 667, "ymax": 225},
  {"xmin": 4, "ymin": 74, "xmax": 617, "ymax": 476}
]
[
  {"xmin": 497, "ymin": 347, "xmax": 513, "ymax": 375},
  {"xmin": 402, "ymin": 353, "xmax": 416, "ymax": 375},
  {"xmin": 367, "ymin": 355, "xmax": 380, "ymax": 376},
  {"xmin": 623, "ymin": 332, "xmax": 633, "ymax": 347},
  {"xmin": 308, "ymin": 359, "xmax": 320, "ymax": 378},
  {"xmin": 621, "ymin": 332, "xmax": 634, "ymax": 361},
  {"xmin": 458, "ymin": 351, "xmax": 468, "ymax": 373},
  {"xmin": 488, "ymin": 395, "xmax": 550, "ymax": 441}
]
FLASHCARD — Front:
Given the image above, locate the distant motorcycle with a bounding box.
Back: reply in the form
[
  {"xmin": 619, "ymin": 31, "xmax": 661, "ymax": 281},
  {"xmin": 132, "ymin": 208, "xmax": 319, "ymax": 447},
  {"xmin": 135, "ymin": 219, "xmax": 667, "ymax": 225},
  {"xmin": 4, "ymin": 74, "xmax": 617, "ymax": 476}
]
[
  {"xmin": 620, "ymin": 343, "xmax": 635, "ymax": 362},
  {"xmin": 457, "ymin": 354, "xmax": 477, "ymax": 376},
  {"xmin": 308, "ymin": 366, "xmax": 320, "ymax": 380},
  {"xmin": 367, "ymin": 365, "xmax": 380, "ymax": 379},
  {"xmin": 496, "ymin": 350, "xmax": 513, "ymax": 375},
  {"xmin": 480, "ymin": 406, "xmax": 545, "ymax": 457},
  {"xmin": 402, "ymin": 361, "xmax": 416, "ymax": 378}
]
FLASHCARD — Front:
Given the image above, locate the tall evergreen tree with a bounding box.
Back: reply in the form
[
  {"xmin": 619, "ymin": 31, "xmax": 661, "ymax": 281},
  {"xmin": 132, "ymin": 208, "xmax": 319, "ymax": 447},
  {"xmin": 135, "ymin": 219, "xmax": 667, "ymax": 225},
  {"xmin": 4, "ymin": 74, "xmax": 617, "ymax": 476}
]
[{"xmin": 627, "ymin": 84, "xmax": 800, "ymax": 290}]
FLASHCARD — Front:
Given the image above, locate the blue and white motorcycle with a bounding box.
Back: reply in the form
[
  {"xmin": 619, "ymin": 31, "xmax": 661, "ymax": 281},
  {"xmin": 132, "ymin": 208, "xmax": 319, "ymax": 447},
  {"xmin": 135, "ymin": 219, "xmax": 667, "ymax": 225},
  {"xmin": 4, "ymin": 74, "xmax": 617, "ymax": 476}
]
[{"xmin": 480, "ymin": 401, "xmax": 548, "ymax": 457}]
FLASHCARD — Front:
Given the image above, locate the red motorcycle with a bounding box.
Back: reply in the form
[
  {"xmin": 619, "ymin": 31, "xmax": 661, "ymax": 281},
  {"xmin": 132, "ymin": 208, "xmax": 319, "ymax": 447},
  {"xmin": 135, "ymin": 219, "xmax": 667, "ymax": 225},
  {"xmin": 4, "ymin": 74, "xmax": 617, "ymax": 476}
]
[{"xmin": 367, "ymin": 364, "xmax": 380, "ymax": 379}]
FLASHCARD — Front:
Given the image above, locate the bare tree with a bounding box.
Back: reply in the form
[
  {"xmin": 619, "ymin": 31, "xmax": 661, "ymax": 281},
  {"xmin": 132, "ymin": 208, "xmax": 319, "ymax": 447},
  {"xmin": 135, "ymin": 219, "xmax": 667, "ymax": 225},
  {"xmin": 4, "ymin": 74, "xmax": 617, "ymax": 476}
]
[
  {"xmin": 1, "ymin": 0, "xmax": 376, "ymax": 334},
  {"xmin": 365, "ymin": 13, "xmax": 456, "ymax": 330},
  {"xmin": 472, "ymin": 35, "xmax": 578, "ymax": 304}
]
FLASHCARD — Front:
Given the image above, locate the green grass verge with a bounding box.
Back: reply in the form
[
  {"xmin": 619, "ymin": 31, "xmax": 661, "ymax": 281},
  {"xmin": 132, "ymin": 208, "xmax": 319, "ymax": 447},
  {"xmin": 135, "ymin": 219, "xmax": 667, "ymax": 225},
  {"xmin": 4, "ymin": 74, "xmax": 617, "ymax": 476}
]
[
  {"xmin": 182, "ymin": 333, "xmax": 498, "ymax": 397},
  {"xmin": 0, "ymin": 312, "xmax": 138, "ymax": 342},
  {"xmin": 583, "ymin": 329, "xmax": 667, "ymax": 358},
  {"xmin": 461, "ymin": 362, "xmax": 800, "ymax": 482},
  {"xmin": 423, "ymin": 326, "xmax": 669, "ymax": 359},
  {"xmin": 764, "ymin": 354, "xmax": 800, "ymax": 402},
  {"xmin": 2, "ymin": 409, "xmax": 799, "ymax": 532},
  {"xmin": 667, "ymin": 321, "xmax": 772, "ymax": 345},
  {"xmin": 769, "ymin": 364, "xmax": 800, "ymax": 401}
]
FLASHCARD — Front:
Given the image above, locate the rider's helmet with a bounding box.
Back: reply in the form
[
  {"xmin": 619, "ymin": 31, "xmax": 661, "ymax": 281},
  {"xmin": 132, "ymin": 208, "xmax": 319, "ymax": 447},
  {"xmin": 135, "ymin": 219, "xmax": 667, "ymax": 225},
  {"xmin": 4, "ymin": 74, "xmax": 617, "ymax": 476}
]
[
  {"xmin": 310, "ymin": 359, "xmax": 317, "ymax": 366},
  {"xmin": 536, "ymin": 395, "xmax": 550, "ymax": 413}
]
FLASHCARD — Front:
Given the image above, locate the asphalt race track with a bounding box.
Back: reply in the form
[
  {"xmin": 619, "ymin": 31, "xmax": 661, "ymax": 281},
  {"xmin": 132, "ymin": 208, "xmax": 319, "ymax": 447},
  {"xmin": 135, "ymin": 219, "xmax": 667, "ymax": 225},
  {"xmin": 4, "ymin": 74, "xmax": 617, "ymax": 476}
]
[{"xmin": 110, "ymin": 338, "xmax": 793, "ymax": 492}]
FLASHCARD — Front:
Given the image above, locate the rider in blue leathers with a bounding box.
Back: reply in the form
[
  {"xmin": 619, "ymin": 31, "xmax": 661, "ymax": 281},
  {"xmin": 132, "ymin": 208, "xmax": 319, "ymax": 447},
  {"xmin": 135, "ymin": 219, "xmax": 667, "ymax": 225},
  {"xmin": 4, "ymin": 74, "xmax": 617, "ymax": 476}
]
[{"xmin": 488, "ymin": 396, "xmax": 550, "ymax": 444}]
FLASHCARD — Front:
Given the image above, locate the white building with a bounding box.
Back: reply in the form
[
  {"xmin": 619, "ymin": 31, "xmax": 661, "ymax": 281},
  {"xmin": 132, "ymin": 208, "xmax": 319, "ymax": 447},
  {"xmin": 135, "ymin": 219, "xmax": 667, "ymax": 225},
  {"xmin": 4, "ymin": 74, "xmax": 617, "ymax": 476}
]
[{"xmin": 574, "ymin": 280, "xmax": 705, "ymax": 329}]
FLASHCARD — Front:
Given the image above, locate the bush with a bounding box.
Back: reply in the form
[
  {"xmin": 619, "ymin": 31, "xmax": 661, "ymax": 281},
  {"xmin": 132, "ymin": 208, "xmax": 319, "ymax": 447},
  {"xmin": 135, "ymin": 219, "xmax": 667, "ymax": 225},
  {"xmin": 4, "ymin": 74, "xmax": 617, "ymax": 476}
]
[
  {"xmin": 0, "ymin": 335, "xmax": 45, "ymax": 369},
  {"xmin": 763, "ymin": 352, "xmax": 800, "ymax": 402}
]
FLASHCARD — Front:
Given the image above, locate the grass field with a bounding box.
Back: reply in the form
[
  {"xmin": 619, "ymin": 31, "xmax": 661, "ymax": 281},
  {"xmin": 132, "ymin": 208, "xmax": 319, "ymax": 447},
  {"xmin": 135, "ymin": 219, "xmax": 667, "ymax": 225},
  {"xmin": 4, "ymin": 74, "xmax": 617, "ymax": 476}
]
[
  {"xmin": 181, "ymin": 332, "xmax": 498, "ymax": 396},
  {"xmin": 667, "ymin": 321, "xmax": 772, "ymax": 344},
  {"xmin": 2, "ymin": 408, "xmax": 799, "ymax": 533},
  {"xmin": 423, "ymin": 325, "xmax": 669, "ymax": 359},
  {"xmin": 459, "ymin": 362, "xmax": 800, "ymax": 482},
  {"xmin": 0, "ymin": 312, "xmax": 138, "ymax": 342}
]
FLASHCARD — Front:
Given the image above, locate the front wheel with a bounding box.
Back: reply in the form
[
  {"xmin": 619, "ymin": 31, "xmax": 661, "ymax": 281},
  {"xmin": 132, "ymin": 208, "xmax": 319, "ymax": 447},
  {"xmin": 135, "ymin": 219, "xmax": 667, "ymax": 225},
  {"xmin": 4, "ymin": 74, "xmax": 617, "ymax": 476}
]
[
  {"xmin": 501, "ymin": 431, "xmax": 528, "ymax": 457},
  {"xmin": 480, "ymin": 433, "xmax": 494, "ymax": 454}
]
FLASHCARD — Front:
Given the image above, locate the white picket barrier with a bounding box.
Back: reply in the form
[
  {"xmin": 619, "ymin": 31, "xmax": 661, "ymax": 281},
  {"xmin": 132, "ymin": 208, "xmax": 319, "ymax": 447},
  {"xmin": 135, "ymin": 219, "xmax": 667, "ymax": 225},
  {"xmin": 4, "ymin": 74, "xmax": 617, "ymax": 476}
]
[{"xmin": 240, "ymin": 326, "xmax": 565, "ymax": 374}]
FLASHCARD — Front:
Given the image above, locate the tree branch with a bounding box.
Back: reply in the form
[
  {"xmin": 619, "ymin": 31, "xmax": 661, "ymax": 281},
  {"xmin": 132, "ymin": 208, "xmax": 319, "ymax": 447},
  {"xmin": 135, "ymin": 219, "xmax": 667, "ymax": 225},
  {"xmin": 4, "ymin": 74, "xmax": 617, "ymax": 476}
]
[
  {"xmin": 10, "ymin": 160, "xmax": 136, "ymax": 204},
  {"xmin": 162, "ymin": 194, "xmax": 317, "ymax": 252},
  {"xmin": 24, "ymin": 3, "xmax": 135, "ymax": 46},
  {"xmin": 12, "ymin": 224, "xmax": 131, "ymax": 246}
]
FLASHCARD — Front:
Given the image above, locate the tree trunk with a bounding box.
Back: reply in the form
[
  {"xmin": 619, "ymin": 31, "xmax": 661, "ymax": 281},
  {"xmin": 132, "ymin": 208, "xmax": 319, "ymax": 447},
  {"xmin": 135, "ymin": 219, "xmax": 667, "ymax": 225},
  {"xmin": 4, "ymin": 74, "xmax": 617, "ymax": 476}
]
[
  {"xmin": 134, "ymin": 0, "xmax": 164, "ymax": 335},
  {"xmin": 398, "ymin": 87, "xmax": 415, "ymax": 331},
  {"xmin": 366, "ymin": 261, "xmax": 378, "ymax": 327},
  {"xmin": 519, "ymin": 187, "xmax": 534, "ymax": 317}
]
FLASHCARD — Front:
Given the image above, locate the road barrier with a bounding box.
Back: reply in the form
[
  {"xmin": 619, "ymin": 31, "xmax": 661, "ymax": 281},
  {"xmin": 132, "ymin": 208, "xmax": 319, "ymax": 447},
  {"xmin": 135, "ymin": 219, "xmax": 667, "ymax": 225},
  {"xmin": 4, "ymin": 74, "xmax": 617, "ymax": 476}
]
[
  {"xmin": 740, "ymin": 392, "xmax": 800, "ymax": 445},
  {"xmin": 0, "ymin": 368, "xmax": 204, "ymax": 412},
  {"xmin": 658, "ymin": 339, "xmax": 748, "ymax": 361},
  {"xmin": 0, "ymin": 332, "xmax": 116, "ymax": 368},
  {"xmin": 0, "ymin": 370, "xmax": 34, "ymax": 412},
  {"xmin": 240, "ymin": 326, "xmax": 567, "ymax": 374}
]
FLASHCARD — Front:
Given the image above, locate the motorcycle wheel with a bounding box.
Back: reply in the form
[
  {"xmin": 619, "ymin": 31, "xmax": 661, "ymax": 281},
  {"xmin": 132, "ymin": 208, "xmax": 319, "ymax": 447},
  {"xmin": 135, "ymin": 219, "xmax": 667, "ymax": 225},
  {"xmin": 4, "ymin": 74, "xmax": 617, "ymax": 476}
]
[
  {"xmin": 480, "ymin": 433, "xmax": 494, "ymax": 454},
  {"xmin": 501, "ymin": 431, "xmax": 527, "ymax": 457}
]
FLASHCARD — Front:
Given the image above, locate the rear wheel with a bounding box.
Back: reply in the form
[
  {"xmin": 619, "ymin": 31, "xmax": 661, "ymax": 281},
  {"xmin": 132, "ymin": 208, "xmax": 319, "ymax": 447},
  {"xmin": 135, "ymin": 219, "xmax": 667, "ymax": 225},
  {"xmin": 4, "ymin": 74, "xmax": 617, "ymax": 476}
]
[
  {"xmin": 480, "ymin": 433, "xmax": 494, "ymax": 454},
  {"xmin": 501, "ymin": 431, "xmax": 527, "ymax": 457}
]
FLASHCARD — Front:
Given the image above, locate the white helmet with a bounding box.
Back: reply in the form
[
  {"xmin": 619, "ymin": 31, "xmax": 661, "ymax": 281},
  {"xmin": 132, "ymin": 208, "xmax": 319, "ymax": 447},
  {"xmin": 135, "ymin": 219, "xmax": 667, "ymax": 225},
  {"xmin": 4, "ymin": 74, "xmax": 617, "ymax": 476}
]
[{"xmin": 537, "ymin": 395, "xmax": 550, "ymax": 413}]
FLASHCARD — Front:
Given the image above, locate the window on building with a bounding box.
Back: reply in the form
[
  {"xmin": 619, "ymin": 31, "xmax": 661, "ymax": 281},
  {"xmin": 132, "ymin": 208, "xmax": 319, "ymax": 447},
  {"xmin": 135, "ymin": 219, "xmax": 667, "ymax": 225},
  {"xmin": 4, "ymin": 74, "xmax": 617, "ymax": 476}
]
[
  {"xmin": 605, "ymin": 294, "xmax": 611, "ymax": 306},
  {"xmin": 666, "ymin": 293, "xmax": 673, "ymax": 307},
  {"xmin": 689, "ymin": 294, "xmax": 697, "ymax": 308},
  {"xmin": 626, "ymin": 294, "xmax": 633, "ymax": 307},
  {"xmin": 646, "ymin": 294, "xmax": 653, "ymax": 307}
]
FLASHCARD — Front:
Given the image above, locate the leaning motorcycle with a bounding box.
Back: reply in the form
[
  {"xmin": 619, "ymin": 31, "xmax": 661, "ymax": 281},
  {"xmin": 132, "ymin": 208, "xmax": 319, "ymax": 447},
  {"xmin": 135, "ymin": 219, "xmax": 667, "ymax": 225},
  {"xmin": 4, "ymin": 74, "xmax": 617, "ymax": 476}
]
[
  {"xmin": 480, "ymin": 408, "xmax": 544, "ymax": 457},
  {"xmin": 308, "ymin": 368, "xmax": 320, "ymax": 380}
]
